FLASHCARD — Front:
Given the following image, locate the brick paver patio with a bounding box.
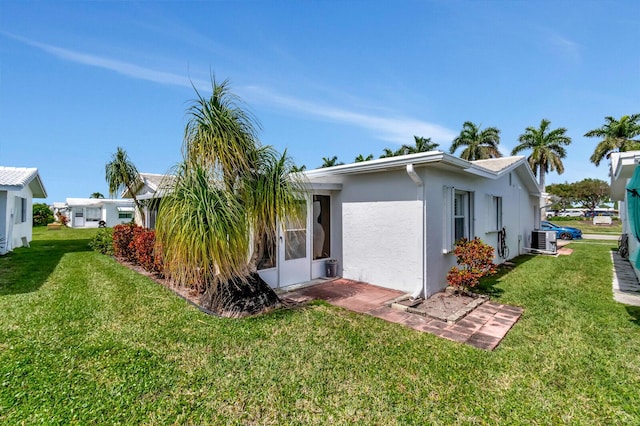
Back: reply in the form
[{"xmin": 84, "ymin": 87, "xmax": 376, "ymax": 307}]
[{"xmin": 282, "ymin": 278, "xmax": 523, "ymax": 350}]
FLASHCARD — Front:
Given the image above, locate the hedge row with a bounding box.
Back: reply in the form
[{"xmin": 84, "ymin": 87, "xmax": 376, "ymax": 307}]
[{"xmin": 111, "ymin": 224, "xmax": 162, "ymax": 274}]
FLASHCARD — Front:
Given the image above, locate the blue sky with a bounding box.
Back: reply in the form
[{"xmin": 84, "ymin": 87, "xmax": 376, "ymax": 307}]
[{"xmin": 1, "ymin": 1, "xmax": 638, "ymax": 203}]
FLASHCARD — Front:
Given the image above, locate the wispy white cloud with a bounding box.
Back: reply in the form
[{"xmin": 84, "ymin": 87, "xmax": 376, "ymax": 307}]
[
  {"xmin": 244, "ymin": 86, "xmax": 457, "ymax": 144},
  {"xmin": 3, "ymin": 32, "xmax": 206, "ymax": 88},
  {"xmin": 541, "ymin": 29, "xmax": 582, "ymax": 62},
  {"xmin": 5, "ymin": 33, "xmax": 456, "ymax": 145}
]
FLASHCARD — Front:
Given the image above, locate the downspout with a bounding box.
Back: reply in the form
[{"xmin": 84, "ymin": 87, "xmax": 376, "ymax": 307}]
[{"xmin": 406, "ymin": 164, "xmax": 427, "ymax": 299}]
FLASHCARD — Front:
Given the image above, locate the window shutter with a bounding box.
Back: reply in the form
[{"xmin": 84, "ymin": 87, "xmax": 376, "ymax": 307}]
[{"xmin": 443, "ymin": 186, "xmax": 454, "ymax": 253}]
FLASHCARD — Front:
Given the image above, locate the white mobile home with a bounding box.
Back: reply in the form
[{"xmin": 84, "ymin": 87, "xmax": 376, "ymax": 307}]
[
  {"xmin": 65, "ymin": 198, "xmax": 135, "ymax": 228},
  {"xmin": 258, "ymin": 152, "xmax": 542, "ymax": 298},
  {"xmin": 0, "ymin": 166, "xmax": 47, "ymax": 254},
  {"xmin": 122, "ymin": 173, "xmax": 175, "ymax": 229}
]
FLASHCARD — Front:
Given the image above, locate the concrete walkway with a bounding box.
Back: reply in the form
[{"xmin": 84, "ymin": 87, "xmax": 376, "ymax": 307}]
[
  {"xmin": 611, "ymin": 251, "xmax": 640, "ymax": 306},
  {"xmin": 582, "ymin": 233, "xmax": 619, "ymax": 240},
  {"xmin": 281, "ymin": 279, "xmax": 522, "ymax": 351}
]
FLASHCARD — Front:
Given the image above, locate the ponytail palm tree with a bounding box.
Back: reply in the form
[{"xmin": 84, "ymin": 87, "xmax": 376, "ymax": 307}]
[
  {"xmin": 511, "ymin": 119, "xmax": 571, "ymax": 192},
  {"xmin": 155, "ymin": 78, "xmax": 306, "ymax": 317},
  {"xmin": 449, "ymin": 122, "xmax": 502, "ymax": 160},
  {"xmin": 585, "ymin": 114, "xmax": 640, "ymax": 166},
  {"xmin": 105, "ymin": 147, "xmax": 144, "ymax": 224}
]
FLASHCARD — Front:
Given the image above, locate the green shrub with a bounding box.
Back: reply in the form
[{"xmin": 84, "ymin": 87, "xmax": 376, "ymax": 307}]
[
  {"xmin": 33, "ymin": 203, "xmax": 54, "ymax": 226},
  {"xmin": 548, "ymin": 216, "xmax": 582, "ymax": 222},
  {"xmin": 89, "ymin": 228, "xmax": 114, "ymax": 255}
]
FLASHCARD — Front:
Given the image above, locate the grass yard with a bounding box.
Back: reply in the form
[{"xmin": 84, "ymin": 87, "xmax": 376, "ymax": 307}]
[
  {"xmin": 547, "ymin": 218, "xmax": 622, "ymax": 235},
  {"xmin": 1, "ymin": 227, "xmax": 639, "ymax": 424}
]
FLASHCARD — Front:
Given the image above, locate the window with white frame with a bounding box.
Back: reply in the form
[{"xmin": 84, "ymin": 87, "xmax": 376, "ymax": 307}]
[
  {"xmin": 443, "ymin": 187, "xmax": 474, "ymax": 252},
  {"xmin": 454, "ymin": 191, "xmax": 471, "ymax": 241},
  {"xmin": 14, "ymin": 197, "xmax": 26, "ymax": 224},
  {"xmin": 86, "ymin": 207, "xmax": 102, "ymax": 222}
]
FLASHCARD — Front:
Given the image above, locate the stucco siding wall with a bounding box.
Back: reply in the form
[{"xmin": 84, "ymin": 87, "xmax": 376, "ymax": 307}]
[
  {"xmin": 2, "ymin": 187, "xmax": 34, "ymax": 251},
  {"xmin": 342, "ymin": 200, "xmax": 421, "ymax": 293},
  {"xmin": 0, "ymin": 191, "xmax": 7, "ymax": 253},
  {"xmin": 422, "ymin": 167, "xmax": 537, "ymax": 296},
  {"xmin": 103, "ymin": 203, "xmax": 134, "ymax": 227},
  {"xmin": 338, "ymin": 170, "xmax": 422, "ymax": 294}
]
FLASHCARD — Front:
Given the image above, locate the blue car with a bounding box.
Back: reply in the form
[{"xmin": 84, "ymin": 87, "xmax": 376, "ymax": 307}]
[{"xmin": 541, "ymin": 221, "xmax": 583, "ymax": 240}]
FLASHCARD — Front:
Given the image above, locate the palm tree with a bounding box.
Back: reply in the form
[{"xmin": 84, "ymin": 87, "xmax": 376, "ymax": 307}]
[
  {"xmin": 290, "ymin": 164, "xmax": 306, "ymax": 172},
  {"xmin": 398, "ymin": 136, "xmax": 440, "ymax": 155},
  {"xmin": 90, "ymin": 192, "xmax": 105, "ymax": 199},
  {"xmin": 354, "ymin": 154, "xmax": 374, "ymax": 162},
  {"xmin": 511, "ymin": 119, "xmax": 571, "ymax": 192},
  {"xmin": 585, "ymin": 114, "xmax": 640, "ymax": 166},
  {"xmin": 155, "ymin": 78, "xmax": 305, "ymax": 317},
  {"xmin": 379, "ymin": 148, "xmax": 396, "ymax": 158},
  {"xmin": 449, "ymin": 122, "xmax": 502, "ymax": 160},
  {"xmin": 105, "ymin": 147, "xmax": 144, "ymax": 224},
  {"xmin": 320, "ymin": 156, "xmax": 344, "ymax": 168}
]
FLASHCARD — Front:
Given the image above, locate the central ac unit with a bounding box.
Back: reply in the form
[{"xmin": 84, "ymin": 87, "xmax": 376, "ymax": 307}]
[{"xmin": 531, "ymin": 230, "xmax": 557, "ymax": 253}]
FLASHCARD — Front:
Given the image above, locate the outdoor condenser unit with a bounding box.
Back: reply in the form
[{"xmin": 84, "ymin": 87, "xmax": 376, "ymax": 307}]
[{"xmin": 531, "ymin": 230, "xmax": 557, "ymax": 253}]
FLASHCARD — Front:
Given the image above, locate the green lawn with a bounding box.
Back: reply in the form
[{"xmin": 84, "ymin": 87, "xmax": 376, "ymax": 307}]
[
  {"xmin": 547, "ymin": 218, "xmax": 622, "ymax": 235},
  {"xmin": 1, "ymin": 227, "xmax": 639, "ymax": 423}
]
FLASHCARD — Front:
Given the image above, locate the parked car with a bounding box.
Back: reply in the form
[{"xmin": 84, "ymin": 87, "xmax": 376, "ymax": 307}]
[
  {"xmin": 583, "ymin": 210, "xmax": 616, "ymax": 218},
  {"xmin": 541, "ymin": 221, "xmax": 583, "ymax": 240},
  {"xmin": 556, "ymin": 209, "xmax": 584, "ymax": 217}
]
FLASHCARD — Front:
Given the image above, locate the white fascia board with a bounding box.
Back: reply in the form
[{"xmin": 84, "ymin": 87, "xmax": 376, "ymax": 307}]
[
  {"xmin": 305, "ymin": 182, "xmax": 343, "ymax": 191},
  {"xmin": 612, "ymin": 151, "xmax": 640, "ymax": 180},
  {"xmin": 0, "ymin": 184, "xmax": 22, "ymax": 192},
  {"xmin": 303, "ymin": 151, "xmax": 470, "ymax": 180},
  {"xmin": 29, "ymin": 173, "xmax": 47, "ymax": 198}
]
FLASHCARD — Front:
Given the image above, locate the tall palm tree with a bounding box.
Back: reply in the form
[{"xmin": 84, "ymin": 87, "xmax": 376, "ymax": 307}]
[
  {"xmin": 105, "ymin": 147, "xmax": 144, "ymax": 224},
  {"xmin": 379, "ymin": 148, "xmax": 396, "ymax": 158},
  {"xmin": 90, "ymin": 192, "xmax": 105, "ymax": 199},
  {"xmin": 585, "ymin": 114, "xmax": 640, "ymax": 166},
  {"xmin": 290, "ymin": 164, "xmax": 306, "ymax": 172},
  {"xmin": 449, "ymin": 122, "xmax": 502, "ymax": 160},
  {"xmin": 354, "ymin": 154, "xmax": 374, "ymax": 162},
  {"xmin": 396, "ymin": 135, "xmax": 440, "ymax": 155},
  {"xmin": 511, "ymin": 119, "xmax": 571, "ymax": 192},
  {"xmin": 320, "ymin": 156, "xmax": 344, "ymax": 168},
  {"xmin": 155, "ymin": 78, "xmax": 305, "ymax": 317}
]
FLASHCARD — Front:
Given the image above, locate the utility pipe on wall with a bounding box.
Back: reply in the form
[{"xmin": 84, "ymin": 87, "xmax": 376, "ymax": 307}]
[{"xmin": 406, "ymin": 164, "xmax": 427, "ymax": 299}]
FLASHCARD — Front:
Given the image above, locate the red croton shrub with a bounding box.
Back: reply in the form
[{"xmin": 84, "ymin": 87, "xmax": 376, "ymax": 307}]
[
  {"xmin": 130, "ymin": 228, "xmax": 162, "ymax": 273},
  {"xmin": 113, "ymin": 224, "xmax": 163, "ymax": 273},
  {"xmin": 112, "ymin": 223, "xmax": 137, "ymax": 261},
  {"xmin": 446, "ymin": 237, "xmax": 498, "ymax": 293}
]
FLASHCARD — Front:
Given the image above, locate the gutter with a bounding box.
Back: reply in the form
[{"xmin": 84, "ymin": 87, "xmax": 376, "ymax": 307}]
[{"xmin": 406, "ymin": 164, "xmax": 427, "ymax": 299}]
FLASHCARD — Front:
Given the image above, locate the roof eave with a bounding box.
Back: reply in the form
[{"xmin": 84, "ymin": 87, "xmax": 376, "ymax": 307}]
[{"xmin": 303, "ymin": 151, "xmax": 471, "ymax": 179}]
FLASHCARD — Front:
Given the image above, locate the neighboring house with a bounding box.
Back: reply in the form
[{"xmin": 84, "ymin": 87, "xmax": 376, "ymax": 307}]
[
  {"xmin": 122, "ymin": 173, "xmax": 175, "ymax": 228},
  {"xmin": 0, "ymin": 166, "xmax": 47, "ymax": 255},
  {"xmin": 65, "ymin": 198, "xmax": 135, "ymax": 228},
  {"xmin": 257, "ymin": 152, "xmax": 542, "ymax": 298},
  {"xmin": 610, "ymin": 151, "xmax": 640, "ymax": 279}
]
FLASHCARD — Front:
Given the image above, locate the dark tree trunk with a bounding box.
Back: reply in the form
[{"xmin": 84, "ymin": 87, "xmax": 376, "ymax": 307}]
[{"xmin": 200, "ymin": 273, "xmax": 282, "ymax": 317}]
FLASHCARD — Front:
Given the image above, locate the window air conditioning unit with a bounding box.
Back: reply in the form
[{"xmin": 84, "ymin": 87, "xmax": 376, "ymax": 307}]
[{"xmin": 531, "ymin": 230, "xmax": 557, "ymax": 253}]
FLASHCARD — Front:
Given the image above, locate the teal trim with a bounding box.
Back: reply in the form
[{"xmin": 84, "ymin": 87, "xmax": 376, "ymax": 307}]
[{"xmin": 625, "ymin": 165, "xmax": 640, "ymax": 268}]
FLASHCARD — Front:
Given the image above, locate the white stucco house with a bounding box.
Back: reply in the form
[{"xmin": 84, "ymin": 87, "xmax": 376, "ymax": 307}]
[
  {"xmin": 122, "ymin": 153, "xmax": 542, "ymax": 298},
  {"xmin": 610, "ymin": 151, "xmax": 640, "ymax": 280},
  {"xmin": 0, "ymin": 166, "xmax": 47, "ymax": 254},
  {"xmin": 257, "ymin": 152, "xmax": 542, "ymax": 298},
  {"xmin": 64, "ymin": 198, "xmax": 136, "ymax": 228},
  {"xmin": 122, "ymin": 173, "xmax": 175, "ymax": 229}
]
